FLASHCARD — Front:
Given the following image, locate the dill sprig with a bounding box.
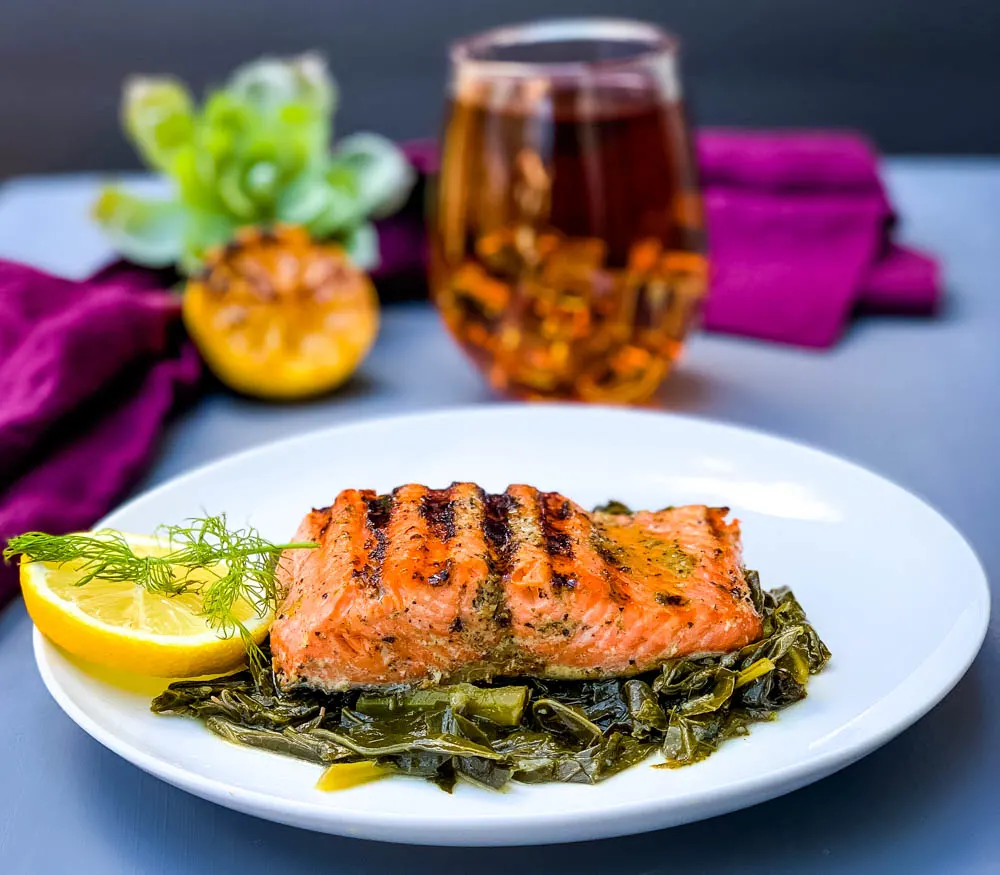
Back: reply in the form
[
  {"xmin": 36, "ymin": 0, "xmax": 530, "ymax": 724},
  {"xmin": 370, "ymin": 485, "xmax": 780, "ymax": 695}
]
[
  {"xmin": 4, "ymin": 515, "xmax": 315, "ymax": 671},
  {"xmin": 2, "ymin": 530, "xmax": 188, "ymax": 593}
]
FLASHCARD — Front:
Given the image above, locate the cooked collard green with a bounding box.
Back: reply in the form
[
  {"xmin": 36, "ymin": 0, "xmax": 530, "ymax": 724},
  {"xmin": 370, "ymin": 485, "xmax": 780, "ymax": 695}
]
[{"xmin": 152, "ymin": 581, "xmax": 829, "ymax": 790}]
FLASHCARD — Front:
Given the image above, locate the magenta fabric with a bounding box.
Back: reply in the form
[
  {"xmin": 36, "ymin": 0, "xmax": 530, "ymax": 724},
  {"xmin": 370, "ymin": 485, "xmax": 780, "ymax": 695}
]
[
  {"xmin": 0, "ymin": 260, "xmax": 200, "ymax": 606},
  {"xmin": 696, "ymin": 130, "xmax": 939, "ymax": 345},
  {"xmin": 377, "ymin": 133, "xmax": 940, "ymax": 347},
  {"xmin": 858, "ymin": 243, "xmax": 941, "ymax": 314}
]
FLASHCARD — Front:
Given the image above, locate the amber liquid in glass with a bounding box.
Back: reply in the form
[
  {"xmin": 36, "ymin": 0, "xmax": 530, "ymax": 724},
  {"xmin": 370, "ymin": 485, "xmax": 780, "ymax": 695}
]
[{"xmin": 432, "ymin": 82, "xmax": 706, "ymax": 403}]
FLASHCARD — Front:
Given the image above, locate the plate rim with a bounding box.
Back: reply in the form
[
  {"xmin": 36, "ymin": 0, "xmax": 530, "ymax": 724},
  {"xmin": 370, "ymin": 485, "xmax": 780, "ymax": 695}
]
[{"xmin": 31, "ymin": 403, "xmax": 992, "ymax": 845}]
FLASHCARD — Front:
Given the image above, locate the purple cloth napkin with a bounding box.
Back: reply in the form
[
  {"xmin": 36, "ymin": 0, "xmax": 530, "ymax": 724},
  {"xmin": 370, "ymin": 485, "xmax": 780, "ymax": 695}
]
[
  {"xmin": 696, "ymin": 130, "xmax": 939, "ymax": 346},
  {"xmin": 375, "ymin": 133, "xmax": 940, "ymax": 347},
  {"xmin": 0, "ymin": 260, "xmax": 200, "ymax": 607}
]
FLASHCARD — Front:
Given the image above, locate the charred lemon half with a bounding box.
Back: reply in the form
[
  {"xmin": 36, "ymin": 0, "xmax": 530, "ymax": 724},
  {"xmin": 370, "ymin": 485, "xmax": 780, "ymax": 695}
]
[{"xmin": 183, "ymin": 225, "xmax": 379, "ymax": 400}]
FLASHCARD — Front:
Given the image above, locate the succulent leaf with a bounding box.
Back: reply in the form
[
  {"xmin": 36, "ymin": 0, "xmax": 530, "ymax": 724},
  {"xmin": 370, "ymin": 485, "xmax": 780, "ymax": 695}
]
[
  {"xmin": 92, "ymin": 188, "xmax": 186, "ymax": 267},
  {"xmin": 99, "ymin": 53, "xmax": 412, "ymax": 274},
  {"xmin": 122, "ymin": 77, "xmax": 196, "ymax": 173},
  {"xmin": 331, "ymin": 133, "xmax": 417, "ymax": 219}
]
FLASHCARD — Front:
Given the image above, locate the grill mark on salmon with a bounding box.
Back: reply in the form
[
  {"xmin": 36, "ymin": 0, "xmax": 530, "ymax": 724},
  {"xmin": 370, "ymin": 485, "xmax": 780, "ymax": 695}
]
[
  {"xmin": 483, "ymin": 491, "xmax": 516, "ymax": 575},
  {"xmin": 420, "ymin": 488, "xmax": 457, "ymax": 542},
  {"xmin": 271, "ymin": 485, "xmax": 763, "ymax": 690},
  {"xmin": 352, "ymin": 490, "xmax": 387, "ymax": 597},
  {"xmin": 477, "ymin": 490, "xmax": 516, "ymax": 635},
  {"xmin": 539, "ymin": 492, "xmax": 574, "ymax": 558}
]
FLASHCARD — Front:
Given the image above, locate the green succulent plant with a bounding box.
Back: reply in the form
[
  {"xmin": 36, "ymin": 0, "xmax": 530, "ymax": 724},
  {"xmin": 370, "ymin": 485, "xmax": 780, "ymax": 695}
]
[{"xmin": 93, "ymin": 53, "xmax": 414, "ymax": 274}]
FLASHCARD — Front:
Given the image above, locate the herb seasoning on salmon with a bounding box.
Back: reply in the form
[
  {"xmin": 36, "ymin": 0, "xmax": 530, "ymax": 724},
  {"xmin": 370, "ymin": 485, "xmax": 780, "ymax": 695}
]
[{"xmin": 270, "ymin": 485, "xmax": 763, "ymax": 691}]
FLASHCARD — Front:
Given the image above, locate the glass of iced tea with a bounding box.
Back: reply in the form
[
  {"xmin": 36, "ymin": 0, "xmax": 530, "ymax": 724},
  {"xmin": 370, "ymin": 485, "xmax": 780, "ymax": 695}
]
[{"xmin": 431, "ymin": 19, "xmax": 706, "ymax": 404}]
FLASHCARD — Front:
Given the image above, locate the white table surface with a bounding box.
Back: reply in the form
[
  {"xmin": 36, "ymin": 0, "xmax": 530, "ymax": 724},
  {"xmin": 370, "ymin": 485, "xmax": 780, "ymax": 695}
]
[{"xmin": 1, "ymin": 160, "xmax": 998, "ymax": 874}]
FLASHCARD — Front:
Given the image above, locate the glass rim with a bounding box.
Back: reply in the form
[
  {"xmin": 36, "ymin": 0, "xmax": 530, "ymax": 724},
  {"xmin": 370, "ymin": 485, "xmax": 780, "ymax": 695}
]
[{"xmin": 450, "ymin": 18, "xmax": 679, "ymax": 80}]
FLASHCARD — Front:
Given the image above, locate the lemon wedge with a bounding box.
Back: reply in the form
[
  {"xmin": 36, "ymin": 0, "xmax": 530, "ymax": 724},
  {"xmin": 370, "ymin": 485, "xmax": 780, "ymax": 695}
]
[{"xmin": 20, "ymin": 533, "xmax": 270, "ymax": 678}]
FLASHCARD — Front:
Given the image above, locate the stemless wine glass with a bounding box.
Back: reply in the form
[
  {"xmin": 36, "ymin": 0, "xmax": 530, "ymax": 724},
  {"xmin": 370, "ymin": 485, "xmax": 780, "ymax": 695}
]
[{"xmin": 430, "ymin": 19, "xmax": 706, "ymax": 404}]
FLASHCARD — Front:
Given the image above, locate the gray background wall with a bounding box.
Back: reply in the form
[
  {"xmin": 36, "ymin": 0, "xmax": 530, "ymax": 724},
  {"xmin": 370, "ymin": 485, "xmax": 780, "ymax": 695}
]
[{"xmin": 2, "ymin": 0, "xmax": 999, "ymax": 179}]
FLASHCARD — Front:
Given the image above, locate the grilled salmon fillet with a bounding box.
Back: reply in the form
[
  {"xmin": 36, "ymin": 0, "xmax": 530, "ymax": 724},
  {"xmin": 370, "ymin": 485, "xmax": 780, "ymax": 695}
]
[{"xmin": 271, "ymin": 484, "xmax": 762, "ymax": 691}]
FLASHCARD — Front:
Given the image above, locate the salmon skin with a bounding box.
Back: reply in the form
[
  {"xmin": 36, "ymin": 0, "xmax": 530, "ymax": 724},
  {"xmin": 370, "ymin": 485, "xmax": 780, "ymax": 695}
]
[{"xmin": 271, "ymin": 484, "xmax": 763, "ymax": 691}]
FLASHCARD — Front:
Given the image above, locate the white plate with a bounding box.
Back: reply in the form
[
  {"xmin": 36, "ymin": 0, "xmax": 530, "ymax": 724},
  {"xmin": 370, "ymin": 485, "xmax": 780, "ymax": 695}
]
[{"xmin": 34, "ymin": 405, "xmax": 990, "ymax": 846}]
